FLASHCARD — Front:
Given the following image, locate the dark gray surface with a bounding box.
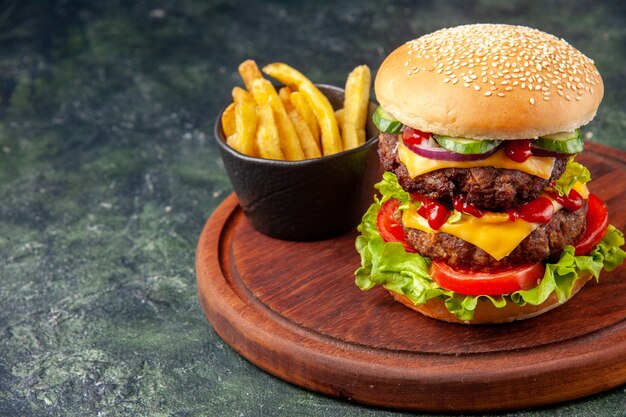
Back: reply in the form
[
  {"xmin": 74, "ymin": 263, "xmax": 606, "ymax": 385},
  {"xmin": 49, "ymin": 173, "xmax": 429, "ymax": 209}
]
[{"xmin": 0, "ymin": 1, "xmax": 624, "ymax": 416}]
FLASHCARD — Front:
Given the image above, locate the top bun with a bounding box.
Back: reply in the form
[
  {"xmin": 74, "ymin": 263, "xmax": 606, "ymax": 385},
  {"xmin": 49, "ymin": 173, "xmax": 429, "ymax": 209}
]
[{"xmin": 375, "ymin": 24, "xmax": 604, "ymax": 140}]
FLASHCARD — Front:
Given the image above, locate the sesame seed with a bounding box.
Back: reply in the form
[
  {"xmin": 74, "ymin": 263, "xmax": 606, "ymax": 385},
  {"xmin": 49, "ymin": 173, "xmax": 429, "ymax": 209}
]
[
  {"xmin": 399, "ymin": 24, "xmax": 600, "ymax": 103},
  {"xmin": 530, "ymin": 98, "xmax": 535, "ymax": 105}
]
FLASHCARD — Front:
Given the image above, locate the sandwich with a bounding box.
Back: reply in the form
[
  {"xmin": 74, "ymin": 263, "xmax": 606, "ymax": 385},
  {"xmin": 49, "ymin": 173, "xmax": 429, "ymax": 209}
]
[{"xmin": 355, "ymin": 24, "xmax": 625, "ymax": 324}]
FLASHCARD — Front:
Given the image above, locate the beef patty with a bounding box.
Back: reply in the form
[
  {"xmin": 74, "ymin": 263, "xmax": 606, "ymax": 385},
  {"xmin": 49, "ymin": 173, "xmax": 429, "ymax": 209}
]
[
  {"xmin": 400, "ymin": 201, "xmax": 587, "ymax": 271},
  {"xmin": 379, "ymin": 133, "xmax": 569, "ymax": 211}
]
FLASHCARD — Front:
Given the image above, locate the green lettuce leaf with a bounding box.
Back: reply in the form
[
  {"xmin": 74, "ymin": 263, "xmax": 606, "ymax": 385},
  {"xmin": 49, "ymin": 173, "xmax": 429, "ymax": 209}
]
[
  {"xmin": 554, "ymin": 159, "xmax": 591, "ymax": 195},
  {"xmin": 355, "ymin": 173, "xmax": 626, "ymax": 321},
  {"xmin": 376, "ymin": 171, "xmax": 411, "ymax": 208}
]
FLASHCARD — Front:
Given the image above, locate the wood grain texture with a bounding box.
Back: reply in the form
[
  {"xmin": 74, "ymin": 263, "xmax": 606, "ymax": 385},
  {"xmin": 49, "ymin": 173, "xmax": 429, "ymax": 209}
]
[{"xmin": 196, "ymin": 142, "xmax": 626, "ymax": 412}]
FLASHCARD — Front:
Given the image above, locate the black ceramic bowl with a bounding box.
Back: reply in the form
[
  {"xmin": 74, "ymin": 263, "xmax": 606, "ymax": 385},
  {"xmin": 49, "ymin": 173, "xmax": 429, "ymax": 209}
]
[{"xmin": 214, "ymin": 84, "xmax": 381, "ymax": 241}]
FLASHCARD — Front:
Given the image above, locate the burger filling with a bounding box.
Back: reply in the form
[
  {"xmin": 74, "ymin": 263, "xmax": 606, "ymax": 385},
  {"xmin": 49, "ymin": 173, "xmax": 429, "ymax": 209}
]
[
  {"xmin": 379, "ymin": 132, "xmax": 569, "ymax": 210},
  {"xmin": 356, "ymin": 172, "xmax": 625, "ymax": 320},
  {"xmin": 401, "ymin": 202, "xmax": 587, "ymax": 271},
  {"xmin": 355, "ymin": 108, "xmax": 626, "ymax": 320}
]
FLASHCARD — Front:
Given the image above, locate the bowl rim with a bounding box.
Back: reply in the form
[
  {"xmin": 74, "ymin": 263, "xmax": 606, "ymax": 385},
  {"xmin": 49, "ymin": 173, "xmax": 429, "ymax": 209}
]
[{"xmin": 214, "ymin": 83, "xmax": 380, "ymax": 166}]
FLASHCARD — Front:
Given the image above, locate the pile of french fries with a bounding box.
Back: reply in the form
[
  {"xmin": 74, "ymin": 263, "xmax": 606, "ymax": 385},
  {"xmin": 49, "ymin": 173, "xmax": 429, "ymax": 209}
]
[{"xmin": 221, "ymin": 60, "xmax": 371, "ymax": 160}]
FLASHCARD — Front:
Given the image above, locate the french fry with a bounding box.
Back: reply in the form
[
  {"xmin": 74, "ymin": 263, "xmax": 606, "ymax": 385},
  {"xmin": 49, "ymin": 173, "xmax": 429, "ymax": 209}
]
[
  {"xmin": 279, "ymin": 87, "xmax": 321, "ymax": 158},
  {"xmin": 232, "ymin": 86, "xmax": 256, "ymax": 106},
  {"xmin": 334, "ymin": 108, "xmax": 344, "ymax": 126},
  {"xmin": 290, "ymin": 91, "xmax": 320, "ymax": 148},
  {"xmin": 251, "ymin": 78, "xmax": 305, "ymax": 160},
  {"xmin": 234, "ymin": 102, "xmax": 258, "ymax": 157},
  {"xmin": 231, "ymin": 87, "xmax": 258, "ymax": 156},
  {"xmin": 280, "ymin": 86, "xmax": 321, "ymax": 158},
  {"xmin": 291, "ymin": 113, "xmax": 321, "ymax": 158},
  {"xmin": 255, "ymin": 104, "xmax": 284, "ymax": 160},
  {"xmin": 334, "ymin": 108, "xmax": 344, "ymax": 142},
  {"xmin": 342, "ymin": 65, "xmax": 371, "ymax": 150},
  {"xmin": 238, "ymin": 59, "xmax": 263, "ymax": 92},
  {"xmin": 278, "ymin": 86, "xmax": 293, "ymax": 105},
  {"xmin": 221, "ymin": 102, "xmax": 236, "ymax": 137},
  {"xmin": 263, "ymin": 63, "xmax": 343, "ymax": 155},
  {"xmin": 226, "ymin": 133, "xmax": 240, "ymax": 151}
]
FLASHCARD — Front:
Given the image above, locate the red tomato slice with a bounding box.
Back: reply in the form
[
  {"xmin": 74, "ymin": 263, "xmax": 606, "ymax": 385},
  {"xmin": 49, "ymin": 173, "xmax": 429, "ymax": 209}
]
[
  {"xmin": 430, "ymin": 260, "xmax": 545, "ymax": 296},
  {"xmin": 574, "ymin": 193, "xmax": 609, "ymax": 256},
  {"xmin": 376, "ymin": 199, "xmax": 416, "ymax": 253}
]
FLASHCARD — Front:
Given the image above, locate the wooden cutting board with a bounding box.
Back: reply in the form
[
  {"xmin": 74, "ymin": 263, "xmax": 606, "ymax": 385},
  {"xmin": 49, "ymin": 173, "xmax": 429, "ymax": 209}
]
[{"xmin": 196, "ymin": 142, "xmax": 626, "ymax": 412}]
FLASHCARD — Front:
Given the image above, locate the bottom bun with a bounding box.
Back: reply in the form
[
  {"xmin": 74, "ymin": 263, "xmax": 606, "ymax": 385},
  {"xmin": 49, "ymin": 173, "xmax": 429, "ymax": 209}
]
[{"xmin": 389, "ymin": 272, "xmax": 594, "ymax": 325}]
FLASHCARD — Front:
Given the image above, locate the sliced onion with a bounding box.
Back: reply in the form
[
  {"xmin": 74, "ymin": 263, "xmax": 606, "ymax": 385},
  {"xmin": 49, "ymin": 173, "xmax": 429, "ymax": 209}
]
[
  {"xmin": 405, "ymin": 137, "xmax": 501, "ymax": 161},
  {"xmin": 530, "ymin": 144, "xmax": 570, "ymax": 158}
]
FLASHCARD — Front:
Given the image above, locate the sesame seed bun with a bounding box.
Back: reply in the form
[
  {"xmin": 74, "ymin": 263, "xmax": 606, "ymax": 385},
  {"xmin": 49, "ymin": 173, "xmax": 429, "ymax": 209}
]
[
  {"xmin": 375, "ymin": 24, "xmax": 604, "ymax": 140},
  {"xmin": 388, "ymin": 271, "xmax": 594, "ymax": 324}
]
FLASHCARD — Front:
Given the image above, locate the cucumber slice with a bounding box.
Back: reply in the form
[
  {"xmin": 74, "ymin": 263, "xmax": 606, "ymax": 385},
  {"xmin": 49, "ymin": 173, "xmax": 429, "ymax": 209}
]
[
  {"xmin": 434, "ymin": 135, "xmax": 502, "ymax": 154},
  {"xmin": 535, "ymin": 129, "xmax": 583, "ymax": 154},
  {"xmin": 372, "ymin": 106, "xmax": 403, "ymax": 134}
]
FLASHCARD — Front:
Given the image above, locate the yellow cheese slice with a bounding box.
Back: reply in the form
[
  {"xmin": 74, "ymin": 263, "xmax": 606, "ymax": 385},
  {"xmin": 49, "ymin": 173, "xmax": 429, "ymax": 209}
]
[
  {"xmin": 400, "ymin": 182, "xmax": 590, "ymax": 261},
  {"xmin": 572, "ymin": 181, "xmax": 590, "ymax": 199},
  {"xmin": 397, "ymin": 144, "xmax": 556, "ymax": 179},
  {"xmin": 402, "ymin": 207, "xmax": 537, "ymax": 261}
]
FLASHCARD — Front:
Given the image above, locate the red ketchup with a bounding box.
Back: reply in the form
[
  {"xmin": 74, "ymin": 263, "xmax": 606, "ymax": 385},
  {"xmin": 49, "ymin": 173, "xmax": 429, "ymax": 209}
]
[
  {"xmin": 402, "ymin": 126, "xmax": 432, "ymax": 147},
  {"xmin": 507, "ymin": 196, "xmax": 554, "ymax": 223},
  {"xmin": 545, "ymin": 188, "xmax": 584, "ymax": 212},
  {"xmin": 505, "ymin": 139, "xmax": 533, "ymax": 162},
  {"xmin": 411, "ymin": 193, "xmax": 450, "ymax": 230},
  {"xmin": 452, "ymin": 195, "xmax": 484, "ymax": 218}
]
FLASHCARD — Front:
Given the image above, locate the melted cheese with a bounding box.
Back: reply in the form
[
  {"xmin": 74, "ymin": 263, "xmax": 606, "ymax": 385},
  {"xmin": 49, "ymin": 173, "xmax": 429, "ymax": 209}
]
[
  {"xmin": 401, "ymin": 182, "xmax": 589, "ymax": 261},
  {"xmin": 402, "ymin": 207, "xmax": 538, "ymax": 260},
  {"xmin": 397, "ymin": 144, "xmax": 556, "ymax": 179},
  {"xmin": 572, "ymin": 181, "xmax": 590, "ymax": 199}
]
